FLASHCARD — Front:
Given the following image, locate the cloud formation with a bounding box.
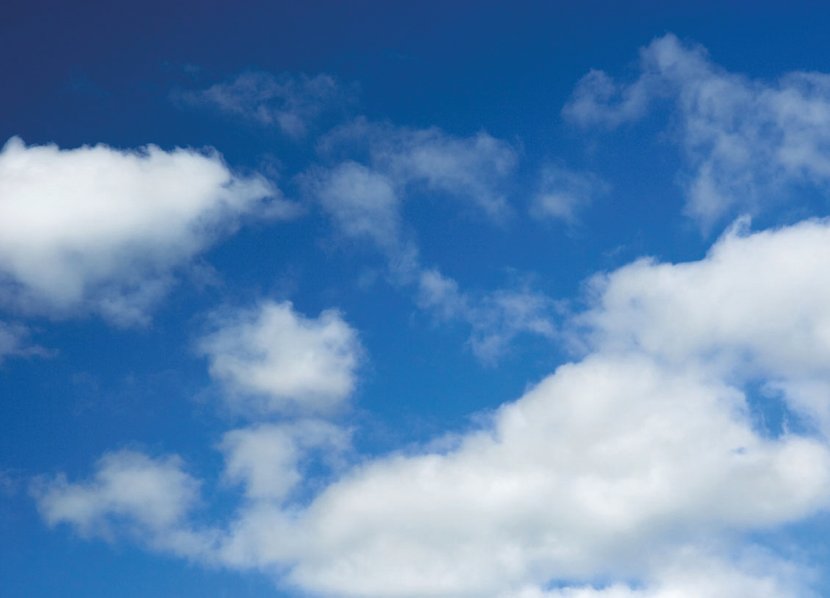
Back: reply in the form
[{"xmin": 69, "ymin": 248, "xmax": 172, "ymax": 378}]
[
  {"xmin": 309, "ymin": 120, "xmax": 556, "ymax": 361},
  {"xmin": 0, "ymin": 137, "xmax": 290, "ymax": 324},
  {"xmin": 0, "ymin": 321, "xmax": 44, "ymax": 364},
  {"xmin": 36, "ymin": 218, "xmax": 830, "ymax": 596},
  {"xmin": 181, "ymin": 72, "xmax": 353, "ymax": 138},
  {"xmin": 197, "ymin": 301, "xmax": 362, "ymax": 415},
  {"xmin": 531, "ymin": 164, "xmax": 609, "ymax": 224},
  {"xmin": 564, "ymin": 34, "xmax": 830, "ymax": 227}
]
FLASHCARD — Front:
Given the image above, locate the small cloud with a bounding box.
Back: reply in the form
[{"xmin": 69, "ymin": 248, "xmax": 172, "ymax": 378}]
[
  {"xmin": 531, "ymin": 164, "xmax": 609, "ymax": 224},
  {"xmin": 196, "ymin": 301, "xmax": 363, "ymax": 416},
  {"xmin": 177, "ymin": 72, "xmax": 357, "ymax": 139}
]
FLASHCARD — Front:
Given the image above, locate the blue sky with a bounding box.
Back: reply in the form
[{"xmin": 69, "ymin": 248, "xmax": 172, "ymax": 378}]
[{"xmin": 5, "ymin": 2, "xmax": 830, "ymax": 596}]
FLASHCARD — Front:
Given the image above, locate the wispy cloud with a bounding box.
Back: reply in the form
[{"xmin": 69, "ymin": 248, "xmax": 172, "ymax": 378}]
[
  {"xmin": 308, "ymin": 119, "xmax": 556, "ymax": 361},
  {"xmin": 178, "ymin": 72, "xmax": 356, "ymax": 139},
  {"xmin": 565, "ymin": 33, "xmax": 830, "ymax": 228},
  {"xmin": 531, "ymin": 163, "xmax": 609, "ymax": 224}
]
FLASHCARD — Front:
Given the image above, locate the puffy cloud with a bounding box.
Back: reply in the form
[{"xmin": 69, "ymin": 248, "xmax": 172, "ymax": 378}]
[
  {"xmin": 578, "ymin": 217, "xmax": 830, "ymax": 432},
  {"xmin": 564, "ymin": 34, "xmax": 830, "ymax": 227},
  {"xmin": 197, "ymin": 301, "xmax": 362, "ymax": 415},
  {"xmin": 35, "ymin": 217, "xmax": 830, "ymax": 596},
  {"xmin": 33, "ymin": 451, "xmax": 200, "ymax": 539},
  {"xmin": 220, "ymin": 420, "xmax": 349, "ymax": 502},
  {"xmin": 179, "ymin": 72, "xmax": 353, "ymax": 138},
  {"xmin": 513, "ymin": 550, "xmax": 812, "ymax": 598},
  {"xmin": 266, "ymin": 354, "xmax": 829, "ymax": 597},
  {"xmin": 0, "ymin": 137, "xmax": 289, "ymax": 324}
]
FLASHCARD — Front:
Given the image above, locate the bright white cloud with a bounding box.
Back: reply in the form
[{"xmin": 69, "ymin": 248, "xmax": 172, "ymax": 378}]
[
  {"xmin": 35, "ymin": 216, "xmax": 830, "ymax": 596},
  {"xmin": 578, "ymin": 217, "xmax": 830, "ymax": 432},
  {"xmin": 564, "ymin": 34, "xmax": 830, "ymax": 226},
  {"xmin": 0, "ymin": 137, "xmax": 289, "ymax": 324},
  {"xmin": 197, "ymin": 301, "xmax": 362, "ymax": 415},
  {"xmin": 180, "ymin": 72, "xmax": 352, "ymax": 138}
]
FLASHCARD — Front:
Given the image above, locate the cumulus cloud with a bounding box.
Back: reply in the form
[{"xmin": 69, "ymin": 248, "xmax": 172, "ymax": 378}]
[
  {"xmin": 578, "ymin": 217, "xmax": 830, "ymax": 433},
  {"xmin": 0, "ymin": 137, "xmax": 291, "ymax": 324},
  {"xmin": 220, "ymin": 420, "xmax": 350, "ymax": 502},
  {"xmin": 37, "ymin": 217, "xmax": 830, "ymax": 596},
  {"xmin": 197, "ymin": 301, "xmax": 362, "ymax": 415},
  {"xmin": 33, "ymin": 450, "xmax": 201, "ymax": 540},
  {"xmin": 179, "ymin": 72, "xmax": 353, "ymax": 138},
  {"xmin": 564, "ymin": 33, "xmax": 830, "ymax": 227}
]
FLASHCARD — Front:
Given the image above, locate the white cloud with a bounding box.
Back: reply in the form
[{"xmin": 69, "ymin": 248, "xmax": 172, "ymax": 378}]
[
  {"xmin": 578, "ymin": 217, "xmax": 830, "ymax": 432},
  {"xmin": 197, "ymin": 301, "xmax": 362, "ymax": 415},
  {"xmin": 564, "ymin": 34, "xmax": 830, "ymax": 227},
  {"xmin": 308, "ymin": 161, "xmax": 404, "ymax": 253},
  {"xmin": 0, "ymin": 137, "xmax": 289, "ymax": 324},
  {"xmin": 417, "ymin": 269, "xmax": 557, "ymax": 362},
  {"xmin": 33, "ymin": 450, "xmax": 200, "ymax": 538},
  {"xmin": 531, "ymin": 165, "xmax": 608, "ymax": 224},
  {"xmin": 319, "ymin": 118, "xmax": 518, "ymax": 220},
  {"xmin": 35, "ymin": 217, "xmax": 830, "ymax": 596},
  {"xmin": 264, "ymin": 354, "xmax": 829, "ymax": 597},
  {"xmin": 221, "ymin": 420, "xmax": 350, "ymax": 502},
  {"xmin": 180, "ymin": 72, "xmax": 352, "ymax": 138},
  {"xmin": 309, "ymin": 121, "xmax": 555, "ymax": 361},
  {"xmin": 514, "ymin": 550, "xmax": 812, "ymax": 597}
]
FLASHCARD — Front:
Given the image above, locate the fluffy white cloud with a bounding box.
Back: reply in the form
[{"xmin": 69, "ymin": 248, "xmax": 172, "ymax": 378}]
[
  {"xmin": 221, "ymin": 420, "xmax": 349, "ymax": 502},
  {"xmin": 197, "ymin": 301, "xmax": 362, "ymax": 415},
  {"xmin": 180, "ymin": 72, "xmax": 352, "ymax": 138},
  {"xmin": 0, "ymin": 137, "xmax": 289, "ymax": 324},
  {"xmin": 33, "ymin": 451, "xmax": 200, "ymax": 538},
  {"xmin": 38, "ymin": 215, "xmax": 830, "ymax": 596},
  {"xmin": 564, "ymin": 34, "xmax": 830, "ymax": 226},
  {"xmin": 578, "ymin": 217, "xmax": 830, "ymax": 432},
  {"xmin": 206, "ymin": 218, "xmax": 830, "ymax": 595}
]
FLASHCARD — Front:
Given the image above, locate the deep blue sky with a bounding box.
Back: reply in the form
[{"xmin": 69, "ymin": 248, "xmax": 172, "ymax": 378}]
[{"xmin": 5, "ymin": 2, "xmax": 830, "ymax": 597}]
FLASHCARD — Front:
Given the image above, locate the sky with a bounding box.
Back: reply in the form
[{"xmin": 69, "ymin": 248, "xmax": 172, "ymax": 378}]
[{"xmin": 5, "ymin": 1, "xmax": 830, "ymax": 596}]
